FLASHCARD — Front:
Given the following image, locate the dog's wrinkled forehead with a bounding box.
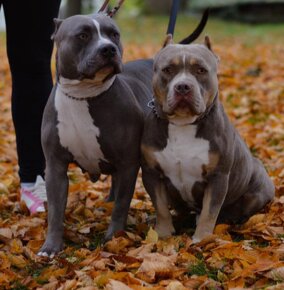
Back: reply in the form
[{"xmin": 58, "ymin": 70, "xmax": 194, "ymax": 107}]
[
  {"xmin": 92, "ymin": 13, "xmax": 120, "ymax": 34},
  {"xmin": 154, "ymin": 44, "xmax": 218, "ymax": 72},
  {"xmin": 54, "ymin": 14, "xmax": 120, "ymax": 42}
]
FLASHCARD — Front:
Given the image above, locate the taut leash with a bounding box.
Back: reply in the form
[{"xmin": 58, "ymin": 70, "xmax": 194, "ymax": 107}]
[{"xmin": 167, "ymin": 0, "xmax": 180, "ymax": 37}]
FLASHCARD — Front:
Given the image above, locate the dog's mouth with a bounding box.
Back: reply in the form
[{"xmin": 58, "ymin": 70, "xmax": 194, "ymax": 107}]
[
  {"xmin": 95, "ymin": 65, "xmax": 116, "ymax": 82},
  {"xmin": 166, "ymin": 94, "xmax": 204, "ymax": 118},
  {"xmin": 79, "ymin": 58, "xmax": 122, "ymax": 81}
]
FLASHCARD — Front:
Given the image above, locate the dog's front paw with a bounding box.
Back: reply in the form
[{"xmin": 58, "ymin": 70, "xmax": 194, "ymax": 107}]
[
  {"xmin": 37, "ymin": 240, "xmax": 63, "ymax": 258},
  {"xmin": 192, "ymin": 230, "xmax": 212, "ymax": 244},
  {"xmin": 155, "ymin": 222, "xmax": 175, "ymax": 238},
  {"xmin": 191, "ymin": 235, "xmax": 201, "ymax": 244}
]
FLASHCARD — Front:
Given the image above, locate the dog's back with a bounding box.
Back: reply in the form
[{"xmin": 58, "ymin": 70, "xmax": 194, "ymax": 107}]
[{"xmin": 122, "ymin": 59, "xmax": 154, "ymax": 112}]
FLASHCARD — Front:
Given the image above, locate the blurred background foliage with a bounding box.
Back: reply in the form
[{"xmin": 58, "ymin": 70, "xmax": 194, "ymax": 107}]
[
  {"xmin": 60, "ymin": 0, "xmax": 284, "ymax": 23},
  {"xmin": 56, "ymin": 0, "xmax": 284, "ymax": 48}
]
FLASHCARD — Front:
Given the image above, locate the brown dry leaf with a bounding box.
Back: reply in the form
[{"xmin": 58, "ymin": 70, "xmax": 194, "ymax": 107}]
[
  {"xmin": 8, "ymin": 254, "xmax": 27, "ymax": 268},
  {"xmin": 78, "ymin": 248, "xmax": 101, "ymax": 267},
  {"xmin": 0, "ymin": 227, "xmax": 13, "ymax": 239},
  {"xmin": 136, "ymin": 252, "xmax": 177, "ymax": 283},
  {"xmin": 75, "ymin": 270, "xmax": 94, "ymax": 287},
  {"xmin": 127, "ymin": 243, "xmax": 154, "ymax": 259},
  {"xmin": 57, "ymin": 279, "xmax": 78, "ymax": 290},
  {"xmin": 138, "ymin": 253, "xmax": 177, "ymax": 273},
  {"xmin": 40, "ymin": 267, "xmax": 68, "ymax": 281},
  {"xmin": 266, "ymin": 283, "xmax": 284, "ymax": 290},
  {"xmin": 38, "ymin": 280, "xmax": 59, "ymax": 290},
  {"xmin": 240, "ymin": 214, "xmax": 266, "ymax": 229},
  {"xmin": 26, "ymin": 239, "xmax": 45, "ymax": 252},
  {"xmin": 165, "ymin": 280, "xmax": 186, "ymax": 290},
  {"xmin": 104, "ymin": 236, "xmax": 133, "ymax": 254},
  {"xmin": 106, "ymin": 279, "xmax": 133, "ymax": 290},
  {"xmin": 9, "ymin": 238, "xmax": 23, "ymax": 254},
  {"xmin": 265, "ymin": 266, "xmax": 284, "ymax": 282},
  {"xmin": 0, "ymin": 251, "xmax": 11, "ymax": 270},
  {"xmin": 22, "ymin": 246, "xmax": 41, "ymax": 262}
]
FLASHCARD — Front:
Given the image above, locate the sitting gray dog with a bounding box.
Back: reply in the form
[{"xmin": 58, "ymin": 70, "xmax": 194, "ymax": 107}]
[
  {"xmin": 141, "ymin": 35, "xmax": 275, "ymax": 243},
  {"xmin": 38, "ymin": 2, "xmax": 208, "ymax": 256}
]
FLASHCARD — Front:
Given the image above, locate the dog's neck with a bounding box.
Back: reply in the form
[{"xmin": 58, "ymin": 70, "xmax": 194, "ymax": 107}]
[{"xmin": 58, "ymin": 75, "xmax": 116, "ymax": 100}]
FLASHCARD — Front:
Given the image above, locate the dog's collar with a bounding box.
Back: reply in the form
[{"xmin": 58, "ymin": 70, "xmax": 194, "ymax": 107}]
[
  {"xmin": 147, "ymin": 98, "xmax": 167, "ymax": 120},
  {"xmin": 148, "ymin": 92, "xmax": 219, "ymax": 124},
  {"xmin": 62, "ymin": 91, "xmax": 96, "ymax": 101},
  {"xmin": 58, "ymin": 75, "xmax": 116, "ymax": 101}
]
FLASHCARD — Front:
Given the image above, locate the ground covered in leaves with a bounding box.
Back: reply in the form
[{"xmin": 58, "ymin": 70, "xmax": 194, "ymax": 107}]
[{"xmin": 0, "ymin": 16, "xmax": 283, "ymax": 290}]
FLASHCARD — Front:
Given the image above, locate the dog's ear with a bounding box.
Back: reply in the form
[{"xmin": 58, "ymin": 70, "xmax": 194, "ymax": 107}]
[
  {"xmin": 204, "ymin": 35, "xmax": 213, "ymax": 51},
  {"xmin": 204, "ymin": 35, "xmax": 220, "ymax": 62},
  {"xmin": 51, "ymin": 18, "xmax": 63, "ymax": 41},
  {"xmin": 98, "ymin": 0, "xmax": 110, "ymax": 13},
  {"xmin": 163, "ymin": 34, "xmax": 174, "ymax": 48},
  {"xmin": 107, "ymin": 0, "xmax": 125, "ymax": 17}
]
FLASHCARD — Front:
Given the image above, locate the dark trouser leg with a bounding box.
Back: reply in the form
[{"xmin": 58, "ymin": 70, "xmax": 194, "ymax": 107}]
[{"xmin": 3, "ymin": 0, "xmax": 61, "ymax": 182}]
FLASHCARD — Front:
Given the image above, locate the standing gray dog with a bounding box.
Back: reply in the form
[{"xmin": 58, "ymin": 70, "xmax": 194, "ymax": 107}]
[
  {"xmin": 38, "ymin": 11, "xmax": 153, "ymax": 256},
  {"xmin": 141, "ymin": 35, "xmax": 275, "ymax": 243}
]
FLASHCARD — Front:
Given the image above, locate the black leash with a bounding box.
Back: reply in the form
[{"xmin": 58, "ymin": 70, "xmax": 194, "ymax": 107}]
[{"xmin": 167, "ymin": 0, "xmax": 180, "ymax": 36}]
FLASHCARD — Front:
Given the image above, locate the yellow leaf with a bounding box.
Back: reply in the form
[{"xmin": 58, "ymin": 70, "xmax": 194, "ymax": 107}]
[{"xmin": 145, "ymin": 227, "xmax": 158, "ymax": 244}]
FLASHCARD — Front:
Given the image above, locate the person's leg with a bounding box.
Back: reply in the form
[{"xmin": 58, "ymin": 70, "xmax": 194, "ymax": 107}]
[
  {"xmin": 3, "ymin": 0, "xmax": 61, "ymax": 212},
  {"xmin": 3, "ymin": 0, "xmax": 61, "ymax": 182}
]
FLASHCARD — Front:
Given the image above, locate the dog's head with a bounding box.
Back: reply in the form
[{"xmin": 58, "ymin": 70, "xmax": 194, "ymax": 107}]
[
  {"xmin": 153, "ymin": 35, "xmax": 219, "ymax": 125},
  {"xmin": 52, "ymin": 13, "xmax": 123, "ymax": 83}
]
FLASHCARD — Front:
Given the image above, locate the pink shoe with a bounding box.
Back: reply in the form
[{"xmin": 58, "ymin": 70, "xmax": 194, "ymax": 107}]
[{"xmin": 20, "ymin": 176, "xmax": 47, "ymax": 214}]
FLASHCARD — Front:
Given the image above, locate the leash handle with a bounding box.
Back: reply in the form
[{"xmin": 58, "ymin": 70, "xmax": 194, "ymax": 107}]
[{"xmin": 167, "ymin": 0, "xmax": 180, "ymax": 36}]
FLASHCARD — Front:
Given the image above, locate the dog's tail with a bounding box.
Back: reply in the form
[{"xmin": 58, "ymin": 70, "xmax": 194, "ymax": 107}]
[{"xmin": 179, "ymin": 9, "xmax": 209, "ymax": 45}]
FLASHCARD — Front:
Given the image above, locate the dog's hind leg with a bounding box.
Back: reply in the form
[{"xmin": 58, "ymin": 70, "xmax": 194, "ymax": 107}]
[
  {"xmin": 104, "ymin": 165, "xmax": 140, "ymax": 240},
  {"xmin": 218, "ymin": 166, "xmax": 275, "ymax": 224}
]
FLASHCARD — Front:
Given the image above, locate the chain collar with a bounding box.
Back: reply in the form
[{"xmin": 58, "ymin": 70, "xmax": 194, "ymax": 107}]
[
  {"xmin": 147, "ymin": 98, "xmax": 160, "ymax": 118},
  {"xmin": 62, "ymin": 91, "xmax": 97, "ymax": 101}
]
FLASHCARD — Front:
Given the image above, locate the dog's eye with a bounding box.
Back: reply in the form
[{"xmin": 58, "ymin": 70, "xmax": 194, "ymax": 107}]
[
  {"xmin": 112, "ymin": 32, "xmax": 120, "ymax": 40},
  {"xmin": 162, "ymin": 66, "xmax": 174, "ymax": 75},
  {"xmin": 197, "ymin": 67, "xmax": 207, "ymax": 75},
  {"xmin": 78, "ymin": 33, "xmax": 89, "ymax": 41}
]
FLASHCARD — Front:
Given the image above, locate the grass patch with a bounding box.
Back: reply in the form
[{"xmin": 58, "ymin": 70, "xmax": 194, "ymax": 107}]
[
  {"xmin": 187, "ymin": 260, "xmax": 218, "ymax": 281},
  {"xmin": 88, "ymin": 233, "xmax": 105, "ymax": 250},
  {"xmin": 251, "ymin": 240, "xmax": 270, "ymax": 248},
  {"xmin": 116, "ymin": 14, "xmax": 284, "ymax": 46}
]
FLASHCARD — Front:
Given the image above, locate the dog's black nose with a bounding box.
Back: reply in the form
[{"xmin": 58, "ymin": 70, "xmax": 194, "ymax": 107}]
[
  {"xmin": 174, "ymin": 83, "xmax": 192, "ymax": 95},
  {"xmin": 99, "ymin": 44, "xmax": 117, "ymax": 59}
]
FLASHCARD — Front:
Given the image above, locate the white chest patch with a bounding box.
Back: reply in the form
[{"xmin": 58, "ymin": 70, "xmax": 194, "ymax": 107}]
[
  {"xmin": 55, "ymin": 88, "xmax": 105, "ymax": 173},
  {"xmin": 154, "ymin": 124, "xmax": 209, "ymax": 203}
]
